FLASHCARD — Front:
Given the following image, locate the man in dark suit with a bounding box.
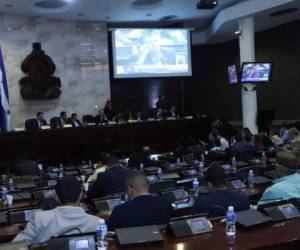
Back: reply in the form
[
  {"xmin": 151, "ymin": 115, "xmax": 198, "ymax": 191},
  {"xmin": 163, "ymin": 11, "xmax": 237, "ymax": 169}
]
[
  {"xmin": 94, "ymin": 109, "xmax": 108, "ymax": 125},
  {"xmin": 14, "ymin": 154, "xmax": 40, "ymax": 176},
  {"xmin": 70, "ymin": 113, "xmax": 82, "ymax": 127},
  {"xmin": 108, "ymin": 171, "xmax": 176, "ymax": 230},
  {"xmin": 193, "ymin": 162, "xmax": 250, "ymax": 217},
  {"xmin": 35, "ymin": 112, "xmax": 47, "ymax": 129},
  {"xmin": 51, "ymin": 111, "xmax": 68, "ymax": 128},
  {"xmin": 87, "ymin": 155, "xmax": 129, "ymax": 200}
]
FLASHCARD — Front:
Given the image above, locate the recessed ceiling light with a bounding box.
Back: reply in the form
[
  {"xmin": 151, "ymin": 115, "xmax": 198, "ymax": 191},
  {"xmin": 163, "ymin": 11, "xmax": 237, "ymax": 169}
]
[
  {"xmin": 5, "ymin": 4, "xmax": 13, "ymax": 7},
  {"xmin": 234, "ymin": 30, "xmax": 241, "ymax": 35},
  {"xmin": 146, "ymin": 13, "xmax": 152, "ymax": 17},
  {"xmin": 77, "ymin": 13, "xmax": 85, "ymax": 17},
  {"xmin": 104, "ymin": 16, "xmax": 111, "ymax": 19}
]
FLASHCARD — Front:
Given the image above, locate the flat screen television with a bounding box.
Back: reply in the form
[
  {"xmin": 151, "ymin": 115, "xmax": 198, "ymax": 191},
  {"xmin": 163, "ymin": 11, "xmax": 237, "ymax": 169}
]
[
  {"xmin": 112, "ymin": 28, "xmax": 192, "ymax": 78},
  {"xmin": 228, "ymin": 65, "xmax": 238, "ymax": 84},
  {"xmin": 241, "ymin": 62, "xmax": 272, "ymax": 83}
]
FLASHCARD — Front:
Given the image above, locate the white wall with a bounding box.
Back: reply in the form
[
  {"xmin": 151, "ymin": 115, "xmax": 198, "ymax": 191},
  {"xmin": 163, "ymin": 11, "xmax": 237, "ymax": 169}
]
[{"xmin": 0, "ymin": 14, "xmax": 110, "ymax": 128}]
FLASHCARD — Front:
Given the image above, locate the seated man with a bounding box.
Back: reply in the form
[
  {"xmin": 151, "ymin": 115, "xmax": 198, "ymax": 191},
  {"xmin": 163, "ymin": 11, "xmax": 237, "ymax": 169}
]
[
  {"xmin": 108, "ymin": 171, "xmax": 175, "ymax": 230},
  {"xmin": 14, "ymin": 154, "xmax": 40, "ymax": 176},
  {"xmin": 36, "ymin": 112, "xmax": 47, "ymax": 129},
  {"xmin": 258, "ymin": 151, "xmax": 300, "ymax": 205},
  {"xmin": 13, "ymin": 176, "xmax": 99, "ymax": 246},
  {"xmin": 193, "ymin": 162, "xmax": 250, "ymax": 217},
  {"xmin": 94, "ymin": 108, "xmax": 108, "ymax": 125},
  {"xmin": 128, "ymin": 146, "xmax": 155, "ymax": 169},
  {"xmin": 210, "ymin": 130, "xmax": 229, "ymax": 152},
  {"xmin": 87, "ymin": 155, "xmax": 129, "ymax": 200},
  {"xmin": 70, "ymin": 113, "xmax": 82, "ymax": 127}
]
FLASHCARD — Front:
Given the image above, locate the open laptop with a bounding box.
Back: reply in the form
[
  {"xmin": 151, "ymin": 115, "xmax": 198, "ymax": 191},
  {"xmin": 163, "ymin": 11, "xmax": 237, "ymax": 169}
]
[
  {"xmin": 93, "ymin": 197, "xmax": 122, "ymax": 212},
  {"xmin": 115, "ymin": 225, "xmax": 163, "ymax": 246},
  {"xmin": 0, "ymin": 241, "xmax": 28, "ymax": 250},
  {"xmin": 263, "ymin": 203, "xmax": 300, "ymax": 222},
  {"xmin": 236, "ymin": 209, "xmax": 272, "ymax": 228},
  {"xmin": 48, "ymin": 234, "xmax": 95, "ymax": 250}
]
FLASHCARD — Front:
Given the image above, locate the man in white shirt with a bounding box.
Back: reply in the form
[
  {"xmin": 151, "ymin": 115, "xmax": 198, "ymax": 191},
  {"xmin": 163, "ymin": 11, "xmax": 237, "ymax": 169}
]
[
  {"xmin": 13, "ymin": 176, "xmax": 99, "ymax": 246},
  {"xmin": 210, "ymin": 130, "xmax": 229, "ymax": 152}
]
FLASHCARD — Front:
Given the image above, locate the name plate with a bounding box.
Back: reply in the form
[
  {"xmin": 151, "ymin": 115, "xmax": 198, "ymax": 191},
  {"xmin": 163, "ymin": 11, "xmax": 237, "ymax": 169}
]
[
  {"xmin": 14, "ymin": 128, "xmax": 25, "ymax": 132},
  {"xmin": 41, "ymin": 125, "xmax": 50, "ymax": 130},
  {"xmin": 63, "ymin": 124, "xmax": 72, "ymax": 128}
]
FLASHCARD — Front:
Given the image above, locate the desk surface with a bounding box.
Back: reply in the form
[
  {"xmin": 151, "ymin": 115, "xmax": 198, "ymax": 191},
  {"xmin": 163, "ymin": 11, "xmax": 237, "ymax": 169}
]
[{"xmin": 0, "ymin": 119, "xmax": 205, "ymax": 162}]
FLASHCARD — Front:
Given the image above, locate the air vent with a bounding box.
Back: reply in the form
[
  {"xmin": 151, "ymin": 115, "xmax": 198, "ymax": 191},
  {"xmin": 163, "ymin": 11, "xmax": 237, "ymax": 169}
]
[
  {"xmin": 34, "ymin": 0, "xmax": 68, "ymax": 9},
  {"xmin": 270, "ymin": 8, "xmax": 298, "ymax": 17},
  {"xmin": 131, "ymin": 0, "xmax": 163, "ymax": 10}
]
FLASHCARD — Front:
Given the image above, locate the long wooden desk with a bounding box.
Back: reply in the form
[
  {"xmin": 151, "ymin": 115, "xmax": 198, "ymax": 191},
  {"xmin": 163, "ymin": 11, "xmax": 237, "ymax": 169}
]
[
  {"xmin": 27, "ymin": 218, "xmax": 300, "ymax": 250},
  {"xmin": 0, "ymin": 119, "xmax": 206, "ymax": 162}
]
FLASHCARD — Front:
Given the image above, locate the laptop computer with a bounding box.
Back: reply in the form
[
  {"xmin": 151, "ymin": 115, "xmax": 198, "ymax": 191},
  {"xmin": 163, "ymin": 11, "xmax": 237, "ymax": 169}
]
[
  {"xmin": 149, "ymin": 180, "xmax": 177, "ymax": 193},
  {"xmin": 263, "ymin": 203, "xmax": 300, "ymax": 222},
  {"xmin": 229, "ymin": 180, "xmax": 246, "ymax": 190},
  {"xmin": 16, "ymin": 182, "xmax": 36, "ymax": 190},
  {"xmin": 161, "ymin": 173, "xmax": 180, "ymax": 180},
  {"xmin": 115, "ymin": 225, "xmax": 163, "ymax": 246},
  {"xmin": 0, "ymin": 241, "xmax": 28, "ymax": 250},
  {"xmin": 93, "ymin": 197, "xmax": 122, "ymax": 212},
  {"xmin": 180, "ymin": 169, "xmax": 199, "ymax": 178},
  {"xmin": 236, "ymin": 209, "xmax": 272, "ymax": 227}
]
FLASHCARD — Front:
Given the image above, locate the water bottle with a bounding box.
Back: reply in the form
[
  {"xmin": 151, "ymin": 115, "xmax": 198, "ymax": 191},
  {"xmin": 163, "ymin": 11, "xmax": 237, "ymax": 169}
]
[
  {"xmin": 139, "ymin": 163, "xmax": 144, "ymax": 172},
  {"xmin": 198, "ymin": 160, "xmax": 204, "ymax": 175},
  {"xmin": 2, "ymin": 187, "xmax": 8, "ymax": 202},
  {"xmin": 231, "ymin": 157, "xmax": 237, "ymax": 174},
  {"xmin": 177, "ymin": 157, "xmax": 181, "ymax": 165},
  {"xmin": 201, "ymin": 154, "xmax": 205, "ymax": 166},
  {"xmin": 225, "ymin": 206, "xmax": 236, "ymax": 241},
  {"xmin": 89, "ymin": 160, "xmax": 92, "ymax": 168},
  {"xmin": 248, "ymin": 170, "xmax": 254, "ymax": 190},
  {"xmin": 192, "ymin": 178, "xmax": 199, "ymax": 196},
  {"xmin": 261, "ymin": 152, "xmax": 267, "ymax": 168},
  {"xmin": 59, "ymin": 163, "xmax": 64, "ymax": 178},
  {"xmin": 8, "ymin": 178, "xmax": 15, "ymax": 191},
  {"xmin": 157, "ymin": 168, "xmax": 163, "ymax": 180},
  {"xmin": 96, "ymin": 219, "xmax": 108, "ymax": 250}
]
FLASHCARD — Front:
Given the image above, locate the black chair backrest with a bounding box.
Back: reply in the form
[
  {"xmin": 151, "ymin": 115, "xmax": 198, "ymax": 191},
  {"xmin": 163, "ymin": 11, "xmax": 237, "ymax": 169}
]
[
  {"xmin": 25, "ymin": 118, "xmax": 37, "ymax": 131},
  {"xmin": 82, "ymin": 114, "xmax": 95, "ymax": 125}
]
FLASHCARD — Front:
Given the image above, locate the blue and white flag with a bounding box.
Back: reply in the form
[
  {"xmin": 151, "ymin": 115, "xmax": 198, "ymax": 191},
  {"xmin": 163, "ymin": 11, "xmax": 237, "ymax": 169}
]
[{"xmin": 0, "ymin": 47, "xmax": 10, "ymax": 132}]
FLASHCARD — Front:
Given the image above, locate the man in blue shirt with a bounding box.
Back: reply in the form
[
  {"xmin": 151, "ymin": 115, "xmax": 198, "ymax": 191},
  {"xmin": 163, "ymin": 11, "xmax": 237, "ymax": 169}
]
[
  {"xmin": 108, "ymin": 171, "xmax": 175, "ymax": 230},
  {"xmin": 193, "ymin": 162, "xmax": 250, "ymax": 217},
  {"xmin": 258, "ymin": 151, "xmax": 300, "ymax": 205}
]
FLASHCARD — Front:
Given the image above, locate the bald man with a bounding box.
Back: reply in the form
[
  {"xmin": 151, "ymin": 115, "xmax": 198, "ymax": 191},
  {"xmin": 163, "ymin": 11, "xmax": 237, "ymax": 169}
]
[{"xmin": 108, "ymin": 171, "xmax": 175, "ymax": 230}]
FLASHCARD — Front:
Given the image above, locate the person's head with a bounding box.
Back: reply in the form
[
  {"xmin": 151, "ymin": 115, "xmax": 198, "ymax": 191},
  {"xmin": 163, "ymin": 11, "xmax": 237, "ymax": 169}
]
[
  {"xmin": 105, "ymin": 100, "xmax": 112, "ymax": 108},
  {"xmin": 54, "ymin": 176, "xmax": 83, "ymax": 206},
  {"xmin": 275, "ymin": 151, "xmax": 298, "ymax": 178},
  {"xmin": 36, "ymin": 112, "xmax": 43, "ymax": 120},
  {"xmin": 141, "ymin": 145, "xmax": 151, "ymax": 158},
  {"xmin": 102, "ymin": 154, "xmax": 119, "ymax": 168},
  {"xmin": 288, "ymin": 127, "xmax": 300, "ymax": 140},
  {"xmin": 159, "ymin": 94, "xmax": 165, "ymax": 101},
  {"xmin": 205, "ymin": 162, "xmax": 227, "ymax": 192},
  {"xmin": 209, "ymin": 130, "xmax": 218, "ymax": 142},
  {"xmin": 71, "ymin": 113, "xmax": 77, "ymax": 120},
  {"xmin": 125, "ymin": 171, "xmax": 149, "ymax": 198},
  {"xmin": 60, "ymin": 111, "xmax": 67, "ymax": 119},
  {"xmin": 98, "ymin": 108, "xmax": 105, "ymax": 115}
]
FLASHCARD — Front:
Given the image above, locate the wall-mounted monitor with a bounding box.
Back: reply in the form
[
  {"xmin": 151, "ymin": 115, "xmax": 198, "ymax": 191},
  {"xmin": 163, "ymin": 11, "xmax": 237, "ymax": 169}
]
[
  {"xmin": 112, "ymin": 28, "xmax": 192, "ymax": 78},
  {"xmin": 228, "ymin": 65, "xmax": 238, "ymax": 84},
  {"xmin": 241, "ymin": 62, "xmax": 272, "ymax": 83}
]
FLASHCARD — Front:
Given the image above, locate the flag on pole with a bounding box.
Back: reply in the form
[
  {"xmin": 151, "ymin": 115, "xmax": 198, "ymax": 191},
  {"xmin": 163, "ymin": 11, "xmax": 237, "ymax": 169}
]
[{"xmin": 0, "ymin": 47, "xmax": 10, "ymax": 132}]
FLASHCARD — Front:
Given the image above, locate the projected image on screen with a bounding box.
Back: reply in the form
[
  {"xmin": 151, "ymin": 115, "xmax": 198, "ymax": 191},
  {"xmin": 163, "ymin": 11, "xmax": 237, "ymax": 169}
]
[
  {"xmin": 228, "ymin": 65, "xmax": 238, "ymax": 84},
  {"xmin": 112, "ymin": 29, "xmax": 192, "ymax": 78},
  {"xmin": 241, "ymin": 63, "xmax": 272, "ymax": 83}
]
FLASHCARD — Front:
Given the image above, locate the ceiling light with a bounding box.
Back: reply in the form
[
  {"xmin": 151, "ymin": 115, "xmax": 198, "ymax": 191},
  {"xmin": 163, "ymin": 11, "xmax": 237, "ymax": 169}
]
[
  {"xmin": 234, "ymin": 30, "xmax": 241, "ymax": 35},
  {"xmin": 4, "ymin": 4, "xmax": 13, "ymax": 7}
]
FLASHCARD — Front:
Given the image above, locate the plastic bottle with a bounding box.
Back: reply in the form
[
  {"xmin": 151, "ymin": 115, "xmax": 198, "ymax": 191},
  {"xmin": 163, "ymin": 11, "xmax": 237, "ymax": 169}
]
[
  {"xmin": 157, "ymin": 168, "xmax": 163, "ymax": 180},
  {"xmin": 231, "ymin": 157, "xmax": 237, "ymax": 174},
  {"xmin": 225, "ymin": 206, "xmax": 236, "ymax": 241},
  {"xmin": 139, "ymin": 163, "xmax": 144, "ymax": 172},
  {"xmin": 96, "ymin": 219, "xmax": 108, "ymax": 250},
  {"xmin": 177, "ymin": 157, "xmax": 181, "ymax": 165},
  {"xmin": 8, "ymin": 178, "xmax": 15, "ymax": 191},
  {"xmin": 59, "ymin": 163, "xmax": 64, "ymax": 178},
  {"xmin": 248, "ymin": 170, "xmax": 255, "ymax": 190},
  {"xmin": 261, "ymin": 152, "xmax": 267, "ymax": 168},
  {"xmin": 192, "ymin": 178, "xmax": 199, "ymax": 195}
]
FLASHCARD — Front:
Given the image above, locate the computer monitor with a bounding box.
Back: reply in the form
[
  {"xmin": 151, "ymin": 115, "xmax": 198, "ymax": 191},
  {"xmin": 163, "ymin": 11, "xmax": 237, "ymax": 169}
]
[{"xmin": 241, "ymin": 62, "xmax": 272, "ymax": 83}]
